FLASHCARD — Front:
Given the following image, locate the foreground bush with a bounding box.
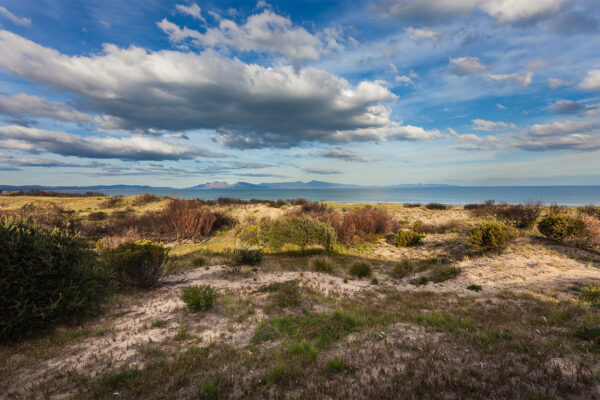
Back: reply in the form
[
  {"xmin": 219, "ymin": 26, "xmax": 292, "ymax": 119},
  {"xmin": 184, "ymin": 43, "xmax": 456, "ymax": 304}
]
[
  {"xmin": 259, "ymin": 216, "xmax": 336, "ymax": 252},
  {"xmin": 329, "ymin": 207, "xmax": 392, "ymax": 243},
  {"xmin": 494, "ymin": 203, "xmax": 541, "ymax": 229},
  {"xmin": 349, "ymin": 262, "xmax": 372, "ymax": 278},
  {"xmin": 100, "ymin": 240, "xmax": 170, "ymax": 289},
  {"xmin": 0, "ymin": 219, "xmax": 112, "ymax": 342},
  {"xmin": 537, "ymin": 214, "xmax": 587, "ymax": 242},
  {"xmin": 469, "ymin": 222, "xmax": 518, "ymax": 250},
  {"xmin": 394, "ymin": 230, "xmax": 424, "ymax": 247},
  {"xmin": 232, "ymin": 247, "xmax": 264, "ymax": 265},
  {"xmin": 182, "ymin": 285, "xmax": 216, "ymax": 312}
]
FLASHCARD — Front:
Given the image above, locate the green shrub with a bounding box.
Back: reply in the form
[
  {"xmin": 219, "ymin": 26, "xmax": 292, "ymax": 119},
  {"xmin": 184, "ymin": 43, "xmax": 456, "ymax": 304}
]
[
  {"xmin": 0, "ymin": 218, "xmax": 112, "ymax": 342},
  {"xmin": 394, "ymin": 230, "xmax": 424, "ymax": 247},
  {"xmin": 410, "ymin": 276, "xmax": 429, "ymax": 286},
  {"xmin": 232, "ymin": 247, "xmax": 263, "ymax": 265},
  {"xmin": 192, "ymin": 256, "xmax": 206, "ymax": 267},
  {"xmin": 327, "ymin": 357, "xmax": 344, "ymax": 372},
  {"xmin": 311, "ymin": 257, "xmax": 333, "ymax": 273},
  {"xmin": 349, "ymin": 262, "xmax": 372, "ymax": 278},
  {"xmin": 467, "ymin": 284, "xmax": 483, "ymax": 292},
  {"xmin": 392, "ymin": 258, "xmax": 414, "ymax": 278},
  {"xmin": 259, "ymin": 216, "xmax": 336, "ymax": 253},
  {"xmin": 538, "ymin": 214, "xmax": 587, "ymax": 242},
  {"xmin": 429, "ymin": 266, "xmax": 461, "ymax": 283},
  {"xmin": 100, "ymin": 240, "xmax": 170, "ymax": 289},
  {"xmin": 182, "ymin": 285, "xmax": 217, "ymax": 312},
  {"xmin": 469, "ymin": 222, "xmax": 518, "ymax": 250},
  {"xmin": 236, "ymin": 225, "xmax": 260, "ymax": 246}
]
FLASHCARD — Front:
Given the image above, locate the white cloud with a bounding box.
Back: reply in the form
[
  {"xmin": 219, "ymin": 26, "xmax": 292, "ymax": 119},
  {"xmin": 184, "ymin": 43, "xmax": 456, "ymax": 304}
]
[
  {"xmin": 548, "ymin": 78, "xmax": 569, "ymax": 89},
  {"xmin": 0, "ymin": 93, "xmax": 122, "ymax": 127},
  {"xmin": 405, "ymin": 27, "xmax": 442, "ymax": 41},
  {"xmin": 0, "ymin": 125, "xmax": 208, "ymax": 161},
  {"xmin": 579, "ymin": 70, "xmax": 600, "ymax": 91},
  {"xmin": 0, "ymin": 6, "xmax": 31, "ymax": 27},
  {"xmin": 376, "ymin": 0, "xmax": 569, "ymax": 24},
  {"xmin": 479, "ymin": 0, "xmax": 569, "ymax": 24},
  {"xmin": 302, "ymin": 167, "xmax": 343, "ymax": 175},
  {"xmin": 472, "ymin": 119, "xmax": 516, "ymax": 131},
  {"xmin": 484, "ymin": 72, "xmax": 533, "ymax": 87},
  {"xmin": 158, "ymin": 10, "xmax": 341, "ymax": 67},
  {"xmin": 448, "ymin": 57, "xmax": 489, "ymax": 76},
  {"xmin": 457, "ymin": 120, "xmax": 600, "ymax": 152},
  {"xmin": 395, "ymin": 75, "xmax": 414, "ymax": 85},
  {"xmin": 0, "ymin": 30, "xmax": 437, "ymax": 149},
  {"xmin": 175, "ymin": 3, "xmax": 205, "ymax": 22},
  {"xmin": 496, "ymin": 103, "xmax": 507, "ymax": 110}
]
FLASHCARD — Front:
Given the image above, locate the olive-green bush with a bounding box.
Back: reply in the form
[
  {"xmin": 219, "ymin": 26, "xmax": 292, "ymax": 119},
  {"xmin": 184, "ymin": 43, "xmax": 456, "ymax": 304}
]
[
  {"xmin": 232, "ymin": 247, "xmax": 264, "ymax": 265},
  {"xmin": 0, "ymin": 218, "xmax": 112, "ymax": 342},
  {"xmin": 394, "ymin": 230, "xmax": 424, "ymax": 247},
  {"xmin": 469, "ymin": 222, "xmax": 518, "ymax": 250},
  {"xmin": 349, "ymin": 262, "xmax": 372, "ymax": 278},
  {"xmin": 258, "ymin": 216, "xmax": 336, "ymax": 252},
  {"xmin": 181, "ymin": 285, "xmax": 217, "ymax": 312},
  {"xmin": 236, "ymin": 225, "xmax": 260, "ymax": 246},
  {"xmin": 537, "ymin": 214, "xmax": 587, "ymax": 242},
  {"xmin": 100, "ymin": 240, "xmax": 170, "ymax": 289}
]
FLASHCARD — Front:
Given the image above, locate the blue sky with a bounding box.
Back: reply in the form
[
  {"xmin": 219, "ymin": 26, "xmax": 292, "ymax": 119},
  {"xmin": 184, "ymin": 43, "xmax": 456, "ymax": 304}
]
[{"xmin": 0, "ymin": 0, "xmax": 599, "ymax": 187}]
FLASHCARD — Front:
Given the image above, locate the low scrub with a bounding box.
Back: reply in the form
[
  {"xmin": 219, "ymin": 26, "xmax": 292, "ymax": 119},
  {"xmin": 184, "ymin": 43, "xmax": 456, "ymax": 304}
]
[
  {"xmin": 258, "ymin": 216, "xmax": 336, "ymax": 252},
  {"xmin": 1, "ymin": 218, "xmax": 112, "ymax": 342},
  {"xmin": 232, "ymin": 247, "xmax": 264, "ymax": 266},
  {"xmin": 394, "ymin": 230, "xmax": 424, "ymax": 247},
  {"xmin": 537, "ymin": 214, "xmax": 586, "ymax": 242},
  {"xmin": 100, "ymin": 240, "xmax": 170, "ymax": 289},
  {"xmin": 425, "ymin": 203, "xmax": 448, "ymax": 210},
  {"xmin": 429, "ymin": 266, "xmax": 461, "ymax": 283},
  {"xmin": 322, "ymin": 206, "xmax": 393, "ymax": 244},
  {"xmin": 311, "ymin": 257, "xmax": 334, "ymax": 273},
  {"xmin": 132, "ymin": 193, "xmax": 160, "ymax": 206},
  {"xmin": 349, "ymin": 262, "xmax": 372, "ymax": 278},
  {"xmin": 469, "ymin": 222, "xmax": 518, "ymax": 250},
  {"xmin": 494, "ymin": 203, "xmax": 541, "ymax": 229},
  {"xmin": 270, "ymin": 280, "xmax": 301, "ymax": 308},
  {"xmin": 182, "ymin": 285, "xmax": 217, "ymax": 312}
]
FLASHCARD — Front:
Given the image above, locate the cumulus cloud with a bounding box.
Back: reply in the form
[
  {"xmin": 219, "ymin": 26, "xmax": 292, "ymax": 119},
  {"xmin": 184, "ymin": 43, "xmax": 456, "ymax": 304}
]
[
  {"xmin": 484, "ymin": 72, "xmax": 533, "ymax": 87},
  {"xmin": 472, "ymin": 119, "xmax": 516, "ymax": 131},
  {"xmin": 457, "ymin": 120, "xmax": 600, "ymax": 151},
  {"xmin": 0, "ymin": 125, "xmax": 211, "ymax": 161},
  {"xmin": 579, "ymin": 70, "xmax": 600, "ymax": 91},
  {"xmin": 175, "ymin": 3, "xmax": 205, "ymax": 22},
  {"xmin": 0, "ymin": 93, "xmax": 122, "ymax": 128},
  {"xmin": 375, "ymin": 0, "xmax": 570, "ymax": 24},
  {"xmin": 375, "ymin": 0, "xmax": 478, "ymax": 24},
  {"xmin": 311, "ymin": 148, "xmax": 374, "ymax": 162},
  {"xmin": 0, "ymin": 6, "xmax": 31, "ymax": 27},
  {"xmin": 479, "ymin": 0, "xmax": 569, "ymax": 24},
  {"xmin": 547, "ymin": 99, "xmax": 598, "ymax": 115},
  {"xmin": 448, "ymin": 57, "xmax": 489, "ymax": 76},
  {"xmin": 157, "ymin": 10, "xmax": 341, "ymax": 67},
  {"xmin": 0, "ymin": 31, "xmax": 434, "ymax": 149},
  {"xmin": 405, "ymin": 27, "xmax": 442, "ymax": 41}
]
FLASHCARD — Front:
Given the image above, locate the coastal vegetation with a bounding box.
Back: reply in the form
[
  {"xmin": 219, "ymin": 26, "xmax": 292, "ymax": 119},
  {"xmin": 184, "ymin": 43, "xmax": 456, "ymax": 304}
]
[{"xmin": 1, "ymin": 194, "xmax": 599, "ymax": 399}]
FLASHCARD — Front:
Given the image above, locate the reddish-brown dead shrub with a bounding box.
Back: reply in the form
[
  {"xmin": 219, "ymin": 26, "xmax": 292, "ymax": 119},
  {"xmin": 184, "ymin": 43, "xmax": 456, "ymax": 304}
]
[
  {"xmin": 494, "ymin": 203, "xmax": 542, "ymax": 229},
  {"xmin": 566, "ymin": 214, "xmax": 600, "ymax": 250},
  {"xmin": 320, "ymin": 206, "xmax": 393, "ymax": 243},
  {"xmin": 464, "ymin": 200, "xmax": 497, "ymax": 217},
  {"xmin": 132, "ymin": 193, "xmax": 161, "ymax": 206}
]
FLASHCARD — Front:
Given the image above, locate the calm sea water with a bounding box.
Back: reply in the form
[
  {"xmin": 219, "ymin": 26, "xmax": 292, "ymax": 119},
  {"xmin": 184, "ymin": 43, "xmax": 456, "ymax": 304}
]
[{"xmin": 57, "ymin": 186, "xmax": 600, "ymax": 206}]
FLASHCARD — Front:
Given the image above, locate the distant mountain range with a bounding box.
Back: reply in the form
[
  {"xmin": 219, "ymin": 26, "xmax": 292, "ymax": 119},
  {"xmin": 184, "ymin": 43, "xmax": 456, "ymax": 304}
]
[{"xmin": 1, "ymin": 181, "xmax": 459, "ymax": 192}]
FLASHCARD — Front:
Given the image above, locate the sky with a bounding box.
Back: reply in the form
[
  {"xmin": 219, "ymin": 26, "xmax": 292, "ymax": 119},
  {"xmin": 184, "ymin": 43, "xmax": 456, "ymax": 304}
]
[{"xmin": 0, "ymin": 0, "xmax": 599, "ymax": 187}]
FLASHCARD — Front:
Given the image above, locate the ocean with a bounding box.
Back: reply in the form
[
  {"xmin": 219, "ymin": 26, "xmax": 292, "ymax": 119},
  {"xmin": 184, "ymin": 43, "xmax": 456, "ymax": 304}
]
[{"xmin": 55, "ymin": 186, "xmax": 600, "ymax": 206}]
